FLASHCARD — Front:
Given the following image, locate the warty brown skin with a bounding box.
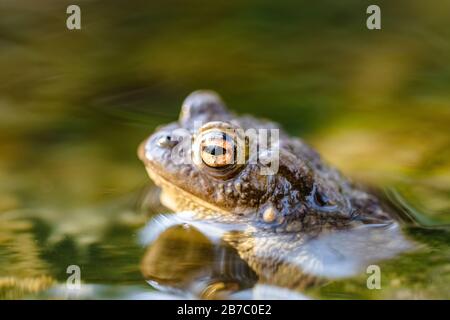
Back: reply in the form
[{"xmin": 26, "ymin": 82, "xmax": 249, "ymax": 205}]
[{"xmin": 138, "ymin": 90, "xmax": 393, "ymax": 234}]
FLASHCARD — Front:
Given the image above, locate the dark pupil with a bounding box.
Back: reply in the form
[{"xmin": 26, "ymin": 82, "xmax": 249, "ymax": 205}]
[{"xmin": 203, "ymin": 145, "xmax": 226, "ymax": 156}]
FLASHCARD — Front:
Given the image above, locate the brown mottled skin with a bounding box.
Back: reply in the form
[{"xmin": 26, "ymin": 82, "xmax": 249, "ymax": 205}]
[
  {"xmin": 138, "ymin": 90, "xmax": 392, "ymax": 232},
  {"xmin": 138, "ymin": 91, "xmax": 402, "ymax": 294}
]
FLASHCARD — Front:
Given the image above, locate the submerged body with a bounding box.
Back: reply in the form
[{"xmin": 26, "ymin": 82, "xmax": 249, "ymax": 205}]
[{"xmin": 138, "ymin": 90, "xmax": 411, "ymax": 295}]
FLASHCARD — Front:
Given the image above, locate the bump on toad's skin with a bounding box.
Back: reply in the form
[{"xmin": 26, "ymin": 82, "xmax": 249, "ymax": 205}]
[{"xmin": 138, "ymin": 90, "xmax": 393, "ymax": 234}]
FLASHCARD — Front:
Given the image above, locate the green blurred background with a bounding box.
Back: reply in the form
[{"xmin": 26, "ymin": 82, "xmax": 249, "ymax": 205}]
[{"xmin": 0, "ymin": 0, "xmax": 449, "ymax": 298}]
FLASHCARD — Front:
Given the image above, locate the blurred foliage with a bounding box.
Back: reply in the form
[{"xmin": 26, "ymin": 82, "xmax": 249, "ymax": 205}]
[{"xmin": 0, "ymin": 0, "xmax": 448, "ymax": 298}]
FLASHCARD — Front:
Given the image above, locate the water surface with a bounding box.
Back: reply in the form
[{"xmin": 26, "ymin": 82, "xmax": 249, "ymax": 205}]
[{"xmin": 0, "ymin": 0, "xmax": 449, "ymax": 299}]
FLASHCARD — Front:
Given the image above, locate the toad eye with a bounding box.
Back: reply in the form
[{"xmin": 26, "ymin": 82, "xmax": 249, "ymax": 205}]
[
  {"xmin": 194, "ymin": 122, "xmax": 247, "ymax": 179},
  {"xmin": 200, "ymin": 131, "xmax": 236, "ymax": 168}
]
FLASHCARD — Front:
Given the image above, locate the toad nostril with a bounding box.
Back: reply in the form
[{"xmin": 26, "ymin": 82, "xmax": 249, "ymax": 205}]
[{"xmin": 157, "ymin": 135, "xmax": 179, "ymax": 148}]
